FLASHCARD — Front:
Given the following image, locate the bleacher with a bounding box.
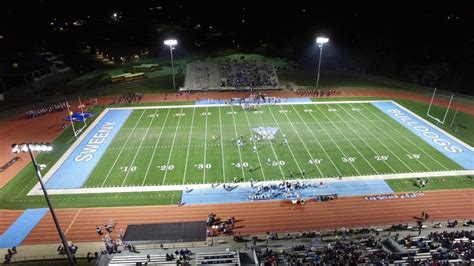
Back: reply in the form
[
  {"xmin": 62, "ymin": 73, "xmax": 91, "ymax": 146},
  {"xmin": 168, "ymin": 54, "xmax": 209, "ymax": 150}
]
[
  {"xmin": 182, "ymin": 60, "xmax": 279, "ymax": 91},
  {"xmin": 108, "ymin": 254, "xmax": 174, "ymax": 265},
  {"xmin": 196, "ymin": 250, "xmax": 240, "ymax": 265}
]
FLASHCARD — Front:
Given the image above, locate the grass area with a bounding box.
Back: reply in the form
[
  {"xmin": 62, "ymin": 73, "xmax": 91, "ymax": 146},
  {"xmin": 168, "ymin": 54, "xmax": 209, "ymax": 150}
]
[
  {"xmin": 83, "ymin": 103, "xmax": 461, "ymax": 188},
  {"xmin": 386, "ymin": 176, "xmax": 474, "ymax": 192}
]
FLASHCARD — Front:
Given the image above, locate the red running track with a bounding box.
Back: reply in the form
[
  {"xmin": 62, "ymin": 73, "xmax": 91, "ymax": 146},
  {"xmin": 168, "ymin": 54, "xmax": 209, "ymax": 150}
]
[{"xmin": 15, "ymin": 189, "xmax": 474, "ymax": 244}]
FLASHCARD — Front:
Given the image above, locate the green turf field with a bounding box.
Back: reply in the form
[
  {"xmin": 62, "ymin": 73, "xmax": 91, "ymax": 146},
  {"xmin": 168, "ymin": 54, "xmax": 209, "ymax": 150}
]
[
  {"xmin": 386, "ymin": 176, "xmax": 474, "ymax": 192},
  {"xmin": 82, "ymin": 102, "xmax": 463, "ymax": 188}
]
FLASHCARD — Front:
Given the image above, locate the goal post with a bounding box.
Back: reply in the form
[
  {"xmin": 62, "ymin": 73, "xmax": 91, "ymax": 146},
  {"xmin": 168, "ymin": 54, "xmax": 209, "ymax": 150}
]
[{"xmin": 426, "ymin": 88, "xmax": 454, "ymax": 125}]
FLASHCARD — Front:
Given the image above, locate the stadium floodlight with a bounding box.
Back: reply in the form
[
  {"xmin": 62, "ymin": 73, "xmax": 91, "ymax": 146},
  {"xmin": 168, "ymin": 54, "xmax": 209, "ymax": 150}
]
[
  {"xmin": 316, "ymin": 37, "xmax": 329, "ymax": 44},
  {"xmin": 164, "ymin": 39, "xmax": 178, "ymax": 90},
  {"xmin": 11, "ymin": 142, "xmax": 75, "ymax": 266},
  {"xmin": 315, "ymin": 36, "xmax": 329, "ymax": 88}
]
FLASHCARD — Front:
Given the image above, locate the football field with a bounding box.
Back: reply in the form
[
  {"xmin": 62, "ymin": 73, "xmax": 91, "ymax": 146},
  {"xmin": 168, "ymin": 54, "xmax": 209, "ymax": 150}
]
[{"xmin": 80, "ymin": 102, "xmax": 463, "ymax": 188}]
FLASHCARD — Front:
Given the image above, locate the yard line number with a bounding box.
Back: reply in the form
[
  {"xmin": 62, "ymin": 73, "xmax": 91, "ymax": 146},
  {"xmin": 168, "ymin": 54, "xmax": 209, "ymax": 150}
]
[
  {"xmin": 341, "ymin": 157, "xmax": 356, "ymax": 163},
  {"xmin": 158, "ymin": 165, "xmax": 174, "ymax": 171},
  {"xmin": 374, "ymin": 155, "xmax": 389, "ymax": 161},
  {"xmin": 406, "ymin": 154, "xmax": 421, "ymax": 160},
  {"xmin": 120, "ymin": 166, "xmax": 137, "ymax": 172},
  {"xmin": 195, "ymin": 163, "xmax": 212, "ymax": 169},
  {"xmin": 308, "ymin": 159, "xmax": 323, "ymax": 164}
]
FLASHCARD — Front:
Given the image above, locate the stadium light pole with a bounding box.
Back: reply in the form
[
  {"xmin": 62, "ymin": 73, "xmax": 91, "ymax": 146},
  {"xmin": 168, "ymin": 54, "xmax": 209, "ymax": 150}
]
[
  {"xmin": 164, "ymin": 39, "xmax": 178, "ymax": 90},
  {"xmin": 316, "ymin": 37, "xmax": 329, "ymax": 89},
  {"xmin": 12, "ymin": 143, "xmax": 75, "ymax": 266}
]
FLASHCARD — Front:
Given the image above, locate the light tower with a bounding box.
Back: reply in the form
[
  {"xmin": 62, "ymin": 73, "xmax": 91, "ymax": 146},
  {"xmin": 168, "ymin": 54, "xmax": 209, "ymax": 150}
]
[
  {"xmin": 164, "ymin": 39, "xmax": 178, "ymax": 90},
  {"xmin": 316, "ymin": 37, "xmax": 329, "ymax": 88}
]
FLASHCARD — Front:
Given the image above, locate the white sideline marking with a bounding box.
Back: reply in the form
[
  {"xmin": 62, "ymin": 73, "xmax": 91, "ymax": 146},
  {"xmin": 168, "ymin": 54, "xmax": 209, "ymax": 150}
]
[{"xmin": 28, "ymin": 169, "xmax": 474, "ymax": 195}]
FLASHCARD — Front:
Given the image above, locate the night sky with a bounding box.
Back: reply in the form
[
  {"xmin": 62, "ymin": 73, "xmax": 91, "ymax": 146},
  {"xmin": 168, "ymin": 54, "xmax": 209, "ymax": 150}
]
[{"xmin": 0, "ymin": 0, "xmax": 472, "ymax": 92}]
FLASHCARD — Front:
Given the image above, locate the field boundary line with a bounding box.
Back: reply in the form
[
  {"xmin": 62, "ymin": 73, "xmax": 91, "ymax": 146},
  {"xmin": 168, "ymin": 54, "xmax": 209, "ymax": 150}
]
[{"xmin": 31, "ymin": 170, "xmax": 474, "ymax": 195}]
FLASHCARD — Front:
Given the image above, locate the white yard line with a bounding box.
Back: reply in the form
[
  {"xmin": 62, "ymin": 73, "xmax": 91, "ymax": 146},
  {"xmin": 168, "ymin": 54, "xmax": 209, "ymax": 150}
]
[
  {"xmin": 314, "ymin": 104, "xmax": 380, "ymax": 174},
  {"xmin": 254, "ymin": 107, "xmax": 286, "ymax": 178},
  {"xmin": 101, "ymin": 110, "xmax": 147, "ymax": 187},
  {"xmin": 277, "ymin": 105, "xmax": 324, "ymax": 178},
  {"xmin": 162, "ymin": 108, "xmax": 185, "ymax": 185},
  {"xmin": 266, "ymin": 106, "xmax": 304, "ymax": 176},
  {"xmin": 230, "ymin": 105, "xmax": 247, "ymax": 181},
  {"xmin": 332, "ymin": 104, "xmax": 403, "ymax": 173},
  {"xmin": 203, "ymin": 107, "xmax": 209, "ymax": 183},
  {"xmin": 218, "ymin": 106, "xmax": 226, "ymax": 183},
  {"xmin": 121, "ymin": 109, "xmax": 160, "ymax": 186},
  {"xmin": 303, "ymin": 104, "xmax": 362, "ymax": 175},
  {"xmin": 362, "ymin": 105, "xmax": 449, "ymax": 170},
  {"xmin": 182, "ymin": 107, "xmax": 196, "ymax": 184},
  {"xmin": 290, "ymin": 105, "xmax": 343, "ymax": 177},
  {"xmin": 345, "ymin": 103, "xmax": 432, "ymax": 172},
  {"xmin": 242, "ymin": 107, "xmax": 267, "ymax": 181},
  {"xmin": 141, "ymin": 109, "xmax": 172, "ymax": 185}
]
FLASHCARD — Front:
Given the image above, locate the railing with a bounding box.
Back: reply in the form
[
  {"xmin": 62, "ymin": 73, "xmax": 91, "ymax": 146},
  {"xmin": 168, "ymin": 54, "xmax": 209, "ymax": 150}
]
[{"xmin": 10, "ymin": 252, "xmax": 90, "ymax": 263}]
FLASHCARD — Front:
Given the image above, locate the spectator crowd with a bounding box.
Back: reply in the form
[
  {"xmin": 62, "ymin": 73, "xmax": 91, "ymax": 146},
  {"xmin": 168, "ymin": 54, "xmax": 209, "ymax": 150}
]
[{"xmin": 26, "ymin": 101, "xmax": 68, "ymax": 119}]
